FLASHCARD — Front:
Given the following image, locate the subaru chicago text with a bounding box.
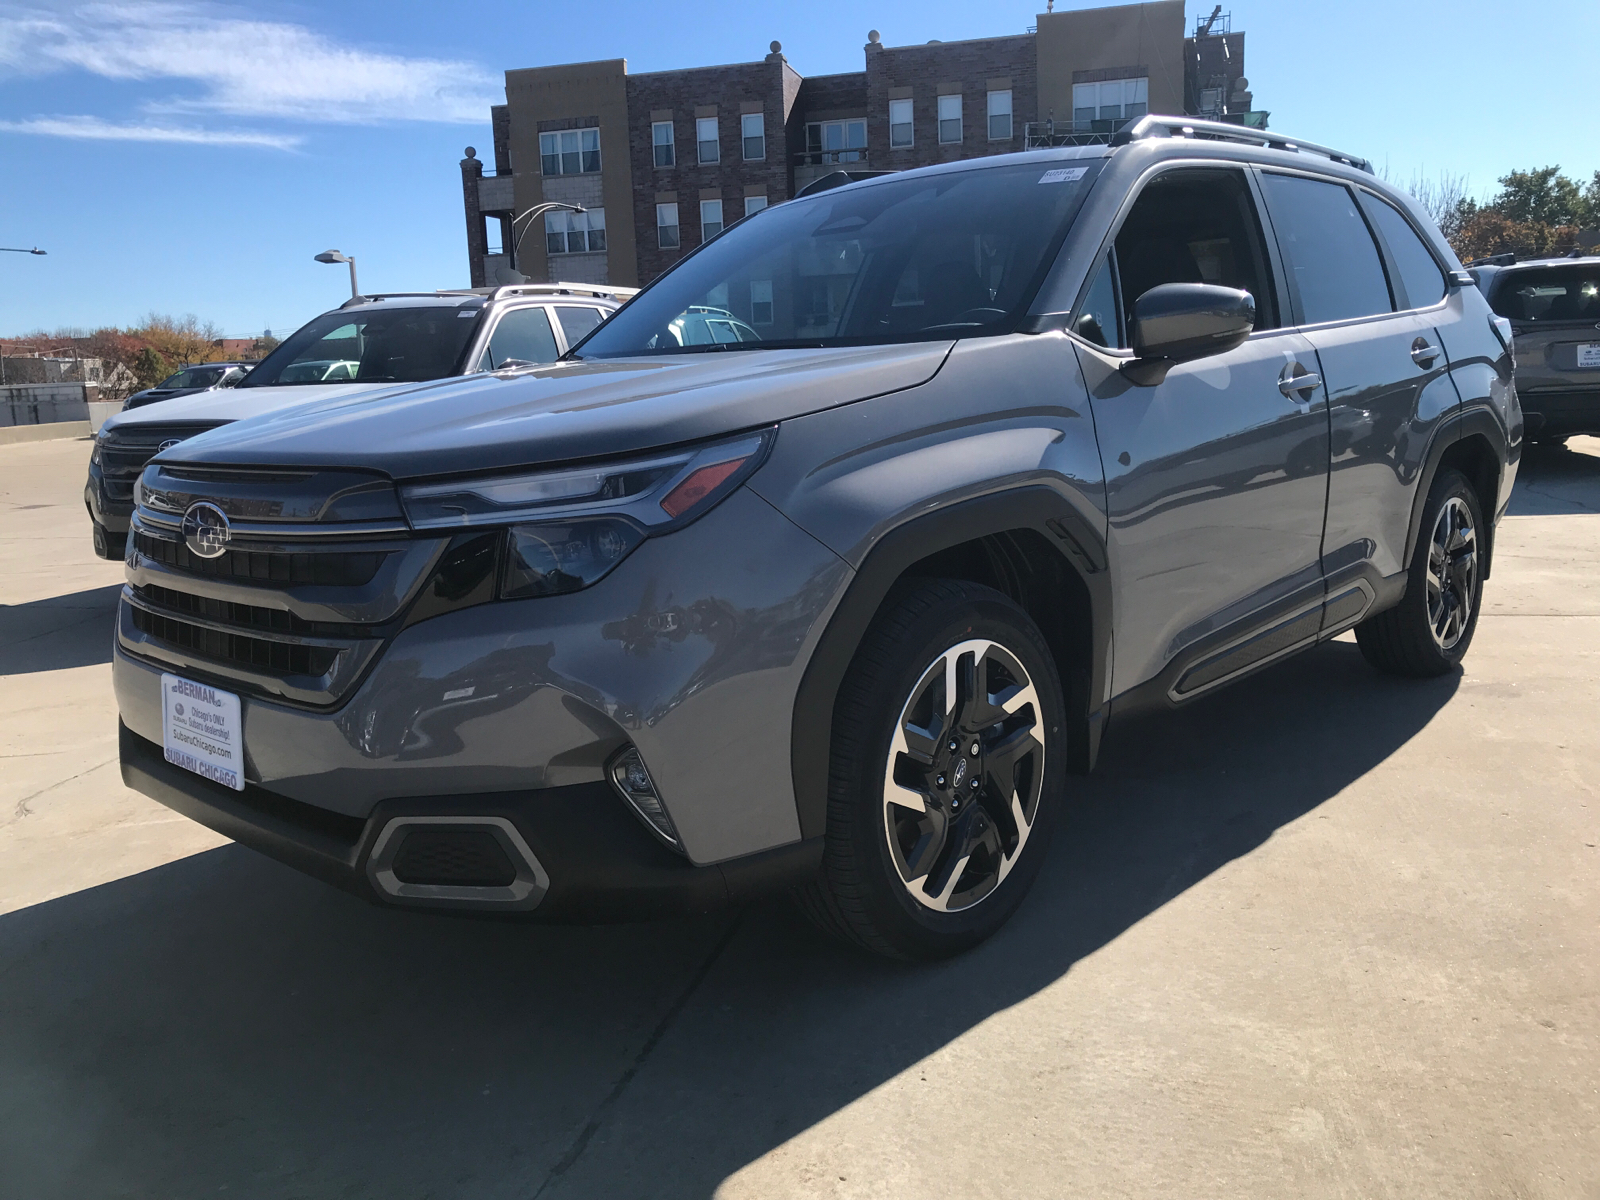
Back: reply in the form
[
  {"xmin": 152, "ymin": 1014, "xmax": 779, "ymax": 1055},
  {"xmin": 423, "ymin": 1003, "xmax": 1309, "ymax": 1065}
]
[{"xmin": 114, "ymin": 117, "xmax": 1518, "ymax": 959}]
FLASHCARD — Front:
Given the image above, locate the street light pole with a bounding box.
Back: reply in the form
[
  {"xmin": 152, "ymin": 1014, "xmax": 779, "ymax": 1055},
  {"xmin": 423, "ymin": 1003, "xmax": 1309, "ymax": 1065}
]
[
  {"xmin": 503, "ymin": 203, "xmax": 585, "ymax": 283},
  {"xmin": 0, "ymin": 247, "xmax": 46, "ymax": 255},
  {"xmin": 314, "ymin": 250, "xmax": 360, "ymax": 299}
]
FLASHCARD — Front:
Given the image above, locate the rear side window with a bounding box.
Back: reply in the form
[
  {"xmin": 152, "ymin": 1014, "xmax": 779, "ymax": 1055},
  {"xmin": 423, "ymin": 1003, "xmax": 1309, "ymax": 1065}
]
[
  {"xmin": 478, "ymin": 306, "xmax": 559, "ymax": 370},
  {"xmin": 1261, "ymin": 174, "xmax": 1393, "ymax": 325},
  {"xmin": 1359, "ymin": 193, "xmax": 1447, "ymax": 309},
  {"xmin": 554, "ymin": 306, "xmax": 605, "ymax": 346},
  {"xmin": 1489, "ymin": 266, "xmax": 1600, "ymax": 323}
]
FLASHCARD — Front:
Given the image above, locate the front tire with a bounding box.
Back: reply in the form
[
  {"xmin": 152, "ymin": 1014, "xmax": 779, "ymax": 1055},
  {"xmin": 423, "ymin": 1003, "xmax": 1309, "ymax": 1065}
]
[
  {"xmin": 1355, "ymin": 467, "xmax": 1484, "ymax": 676},
  {"xmin": 796, "ymin": 580, "xmax": 1067, "ymax": 960}
]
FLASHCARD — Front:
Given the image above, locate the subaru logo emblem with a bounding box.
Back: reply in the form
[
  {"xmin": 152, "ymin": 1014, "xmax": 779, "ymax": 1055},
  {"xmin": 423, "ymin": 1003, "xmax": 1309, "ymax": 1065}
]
[
  {"xmin": 158, "ymin": 438, "xmax": 182, "ymax": 452},
  {"xmin": 181, "ymin": 501, "xmax": 232, "ymax": 559}
]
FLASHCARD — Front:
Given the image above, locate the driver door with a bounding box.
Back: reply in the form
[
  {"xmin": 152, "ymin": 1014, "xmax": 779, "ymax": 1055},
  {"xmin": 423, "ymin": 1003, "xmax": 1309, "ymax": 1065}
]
[{"xmin": 1073, "ymin": 166, "xmax": 1330, "ymax": 699}]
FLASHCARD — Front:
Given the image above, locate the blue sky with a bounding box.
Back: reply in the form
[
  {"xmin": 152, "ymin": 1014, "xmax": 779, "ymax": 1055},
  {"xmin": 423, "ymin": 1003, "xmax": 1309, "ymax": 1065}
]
[{"xmin": 1, "ymin": 0, "xmax": 1595, "ymax": 339}]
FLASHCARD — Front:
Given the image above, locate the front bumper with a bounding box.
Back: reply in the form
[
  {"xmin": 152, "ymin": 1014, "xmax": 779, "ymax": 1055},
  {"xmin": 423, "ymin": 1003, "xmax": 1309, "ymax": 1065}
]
[
  {"xmin": 84, "ymin": 457, "xmax": 132, "ymax": 533},
  {"xmin": 119, "ymin": 722, "xmax": 819, "ymax": 920}
]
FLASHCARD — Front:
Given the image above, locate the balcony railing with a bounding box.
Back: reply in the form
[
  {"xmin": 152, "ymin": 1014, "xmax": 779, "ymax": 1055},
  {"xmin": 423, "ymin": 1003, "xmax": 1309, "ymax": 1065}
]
[{"xmin": 794, "ymin": 148, "xmax": 870, "ymax": 167}]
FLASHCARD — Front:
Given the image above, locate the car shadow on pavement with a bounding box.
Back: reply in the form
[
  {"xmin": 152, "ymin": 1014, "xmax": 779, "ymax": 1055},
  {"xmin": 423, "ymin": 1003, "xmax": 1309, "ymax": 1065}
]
[
  {"xmin": 1507, "ymin": 439, "xmax": 1600, "ymax": 516},
  {"xmin": 0, "ymin": 638, "xmax": 1458, "ymax": 1199},
  {"xmin": 0, "ymin": 583, "xmax": 121, "ymax": 676}
]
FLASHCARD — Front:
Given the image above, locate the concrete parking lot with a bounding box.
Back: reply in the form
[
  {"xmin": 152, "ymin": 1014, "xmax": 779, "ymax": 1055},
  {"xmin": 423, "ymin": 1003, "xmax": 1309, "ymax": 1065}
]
[{"xmin": 2, "ymin": 434, "xmax": 1597, "ymax": 1199}]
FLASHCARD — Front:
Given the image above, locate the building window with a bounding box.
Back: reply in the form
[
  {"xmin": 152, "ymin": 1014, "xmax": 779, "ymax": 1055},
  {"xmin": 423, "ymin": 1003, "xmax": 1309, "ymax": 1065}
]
[
  {"xmin": 750, "ymin": 280, "xmax": 773, "ymax": 326},
  {"xmin": 889, "ymin": 98, "xmax": 913, "ymax": 148},
  {"xmin": 545, "ymin": 208, "xmax": 605, "ymax": 255},
  {"xmin": 1072, "ymin": 78, "xmax": 1147, "ymax": 131},
  {"xmin": 743, "ymin": 195, "xmax": 768, "ymax": 218},
  {"xmin": 987, "ymin": 90, "xmax": 1013, "ymax": 140},
  {"xmin": 540, "ymin": 128, "xmax": 601, "ymax": 175},
  {"xmin": 696, "ymin": 117, "xmax": 719, "ymax": 164},
  {"xmin": 700, "ymin": 199, "xmax": 724, "ymax": 241},
  {"xmin": 652, "ymin": 121, "xmax": 675, "ymax": 168},
  {"xmin": 804, "ymin": 119, "xmax": 867, "ymax": 164},
  {"xmin": 937, "ymin": 94, "xmax": 962, "ymax": 144},
  {"xmin": 741, "ymin": 112, "xmax": 765, "ymax": 161},
  {"xmin": 657, "ymin": 203, "xmax": 679, "ymax": 249}
]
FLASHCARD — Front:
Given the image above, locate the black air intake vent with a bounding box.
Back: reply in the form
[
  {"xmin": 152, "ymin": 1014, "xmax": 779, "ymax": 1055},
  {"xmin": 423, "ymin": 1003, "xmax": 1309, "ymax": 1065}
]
[
  {"xmin": 391, "ymin": 828, "xmax": 518, "ymax": 887},
  {"xmin": 129, "ymin": 605, "xmax": 339, "ymax": 678},
  {"xmin": 134, "ymin": 531, "xmax": 386, "ymax": 587}
]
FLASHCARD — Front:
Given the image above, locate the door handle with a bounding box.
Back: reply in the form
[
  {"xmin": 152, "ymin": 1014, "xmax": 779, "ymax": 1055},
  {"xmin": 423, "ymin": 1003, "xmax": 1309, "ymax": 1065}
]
[
  {"xmin": 1410, "ymin": 339, "xmax": 1441, "ymax": 368},
  {"xmin": 1278, "ymin": 366, "xmax": 1320, "ymax": 399}
]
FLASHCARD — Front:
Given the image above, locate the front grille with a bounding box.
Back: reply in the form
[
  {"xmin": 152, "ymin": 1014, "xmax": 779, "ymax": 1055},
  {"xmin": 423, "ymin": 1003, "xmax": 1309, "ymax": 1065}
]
[
  {"xmin": 99, "ymin": 426, "xmax": 219, "ymax": 496},
  {"xmin": 391, "ymin": 829, "xmax": 518, "ymax": 887},
  {"xmin": 129, "ymin": 604, "xmax": 339, "ymax": 678},
  {"xmin": 132, "ymin": 583, "xmax": 363, "ymax": 639},
  {"xmin": 134, "ymin": 531, "xmax": 385, "ymax": 587}
]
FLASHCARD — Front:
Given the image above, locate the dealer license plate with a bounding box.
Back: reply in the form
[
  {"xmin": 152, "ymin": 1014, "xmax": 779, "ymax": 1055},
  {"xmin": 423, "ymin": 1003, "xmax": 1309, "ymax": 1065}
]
[
  {"xmin": 161, "ymin": 673, "xmax": 244, "ymax": 790},
  {"xmin": 1577, "ymin": 343, "xmax": 1600, "ymax": 368}
]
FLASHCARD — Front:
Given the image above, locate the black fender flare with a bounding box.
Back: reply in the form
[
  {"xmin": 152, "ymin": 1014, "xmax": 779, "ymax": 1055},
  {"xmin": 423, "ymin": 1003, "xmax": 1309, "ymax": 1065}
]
[
  {"xmin": 1402, "ymin": 403, "xmax": 1510, "ymax": 580},
  {"xmin": 788, "ymin": 485, "xmax": 1112, "ymax": 840}
]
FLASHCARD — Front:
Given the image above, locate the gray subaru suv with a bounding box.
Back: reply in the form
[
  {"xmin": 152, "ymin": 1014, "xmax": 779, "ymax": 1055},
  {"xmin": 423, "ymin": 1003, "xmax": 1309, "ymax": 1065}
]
[{"xmin": 114, "ymin": 117, "xmax": 1519, "ymax": 960}]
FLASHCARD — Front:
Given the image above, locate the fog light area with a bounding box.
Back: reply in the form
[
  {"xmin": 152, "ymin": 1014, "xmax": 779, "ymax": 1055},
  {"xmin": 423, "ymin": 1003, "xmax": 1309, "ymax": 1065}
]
[{"xmin": 610, "ymin": 747, "xmax": 680, "ymax": 849}]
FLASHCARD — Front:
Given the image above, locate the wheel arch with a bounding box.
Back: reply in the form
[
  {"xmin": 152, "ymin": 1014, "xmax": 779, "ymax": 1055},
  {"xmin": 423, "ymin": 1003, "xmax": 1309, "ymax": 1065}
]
[
  {"xmin": 1403, "ymin": 408, "xmax": 1508, "ymax": 584},
  {"xmin": 790, "ymin": 486, "xmax": 1111, "ymax": 841}
]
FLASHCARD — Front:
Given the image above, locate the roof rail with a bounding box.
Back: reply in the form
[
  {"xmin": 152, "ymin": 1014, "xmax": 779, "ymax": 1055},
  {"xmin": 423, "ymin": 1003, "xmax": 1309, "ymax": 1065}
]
[
  {"xmin": 338, "ymin": 290, "xmax": 480, "ymax": 308},
  {"xmin": 486, "ymin": 282, "xmax": 640, "ymax": 301},
  {"xmin": 1464, "ymin": 252, "xmax": 1518, "ymax": 268},
  {"xmin": 1112, "ymin": 114, "xmax": 1374, "ymax": 173}
]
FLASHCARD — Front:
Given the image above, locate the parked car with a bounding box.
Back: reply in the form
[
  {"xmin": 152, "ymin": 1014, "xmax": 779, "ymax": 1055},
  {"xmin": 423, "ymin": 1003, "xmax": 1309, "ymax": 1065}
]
[
  {"xmin": 85, "ymin": 283, "xmax": 634, "ymax": 559},
  {"xmin": 114, "ymin": 117, "xmax": 1518, "ymax": 959},
  {"xmin": 121, "ymin": 362, "xmax": 251, "ymax": 411},
  {"xmin": 1467, "ymin": 253, "xmax": 1600, "ymax": 443}
]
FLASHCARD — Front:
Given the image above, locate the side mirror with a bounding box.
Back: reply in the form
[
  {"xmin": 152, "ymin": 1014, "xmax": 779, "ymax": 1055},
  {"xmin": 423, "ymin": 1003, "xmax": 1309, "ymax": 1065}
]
[{"xmin": 1121, "ymin": 283, "xmax": 1255, "ymax": 386}]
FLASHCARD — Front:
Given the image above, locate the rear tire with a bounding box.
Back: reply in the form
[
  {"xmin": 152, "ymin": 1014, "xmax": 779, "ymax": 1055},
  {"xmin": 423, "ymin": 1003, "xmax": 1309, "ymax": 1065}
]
[
  {"xmin": 795, "ymin": 580, "xmax": 1067, "ymax": 960},
  {"xmin": 1355, "ymin": 467, "xmax": 1483, "ymax": 677}
]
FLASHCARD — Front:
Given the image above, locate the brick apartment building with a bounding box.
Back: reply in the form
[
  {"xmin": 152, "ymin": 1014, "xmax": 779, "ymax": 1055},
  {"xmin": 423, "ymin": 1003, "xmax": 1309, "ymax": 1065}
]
[{"xmin": 458, "ymin": 1, "xmax": 1258, "ymax": 289}]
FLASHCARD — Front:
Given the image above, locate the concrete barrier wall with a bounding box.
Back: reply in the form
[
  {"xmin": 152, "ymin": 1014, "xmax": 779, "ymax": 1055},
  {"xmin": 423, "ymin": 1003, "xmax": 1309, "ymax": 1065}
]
[{"xmin": 2, "ymin": 382, "xmax": 92, "ymax": 427}]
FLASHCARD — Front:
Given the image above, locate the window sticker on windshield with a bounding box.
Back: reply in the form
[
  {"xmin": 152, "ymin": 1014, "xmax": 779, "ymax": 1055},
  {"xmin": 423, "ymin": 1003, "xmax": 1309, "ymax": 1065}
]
[{"xmin": 1038, "ymin": 167, "xmax": 1088, "ymax": 184}]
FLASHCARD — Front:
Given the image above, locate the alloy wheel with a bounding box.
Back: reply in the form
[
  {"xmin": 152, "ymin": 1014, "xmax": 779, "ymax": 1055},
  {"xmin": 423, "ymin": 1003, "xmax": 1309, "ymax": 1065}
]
[
  {"xmin": 882, "ymin": 639, "xmax": 1046, "ymax": 912},
  {"xmin": 1426, "ymin": 495, "xmax": 1477, "ymax": 651}
]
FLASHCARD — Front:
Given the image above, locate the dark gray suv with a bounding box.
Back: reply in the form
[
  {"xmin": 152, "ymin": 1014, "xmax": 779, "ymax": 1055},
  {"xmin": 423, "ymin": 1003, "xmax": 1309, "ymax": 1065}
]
[{"xmin": 114, "ymin": 117, "xmax": 1519, "ymax": 960}]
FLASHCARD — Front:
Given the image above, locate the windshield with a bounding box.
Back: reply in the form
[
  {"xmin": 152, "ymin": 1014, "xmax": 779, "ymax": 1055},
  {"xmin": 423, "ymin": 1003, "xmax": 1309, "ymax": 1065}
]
[
  {"xmin": 1490, "ymin": 266, "xmax": 1600, "ymax": 323},
  {"xmin": 575, "ymin": 158, "xmax": 1102, "ymax": 358},
  {"xmin": 240, "ymin": 305, "xmax": 481, "ymax": 387},
  {"xmin": 156, "ymin": 366, "xmax": 227, "ymax": 390}
]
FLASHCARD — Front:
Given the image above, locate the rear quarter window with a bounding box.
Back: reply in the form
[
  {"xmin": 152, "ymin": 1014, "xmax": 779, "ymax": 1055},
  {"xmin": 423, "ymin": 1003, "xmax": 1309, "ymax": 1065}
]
[{"xmin": 1359, "ymin": 193, "xmax": 1447, "ymax": 310}]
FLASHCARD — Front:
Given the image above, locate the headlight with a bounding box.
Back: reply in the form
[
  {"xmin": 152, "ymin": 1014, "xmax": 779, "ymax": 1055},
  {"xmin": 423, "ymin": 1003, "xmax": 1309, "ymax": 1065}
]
[{"xmin": 399, "ymin": 428, "xmax": 774, "ymax": 600}]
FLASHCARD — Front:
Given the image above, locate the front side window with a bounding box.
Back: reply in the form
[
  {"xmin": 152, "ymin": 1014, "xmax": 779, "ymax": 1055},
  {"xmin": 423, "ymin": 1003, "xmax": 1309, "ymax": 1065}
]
[
  {"xmin": 701, "ymin": 199, "xmax": 724, "ymax": 242},
  {"xmin": 1111, "ymin": 168, "xmax": 1279, "ymax": 333},
  {"xmin": 1261, "ymin": 173, "xmax": 1393, "ymax": 325},
  {"xmin": 657, "ymin": 202, "xmax": 680, "ymax": 249},
  {"xmin": 743, "ymin": 195, "xmax": 768, "ymax": 218},
  {"xmin": 1072, "ymin": 78, "xmax": 1147, "ymax": 131},
  {"xmin": 575, "ymin": 158, "xmax": 1102, "ymax": 356},
  {"xmin": 540, "ymin": 127, "xmax": 601, "ymax": 176},
  {"xmin": 477, "ymin": 307, "xmax": 559, "ymax": 370},
  {"xmin": 545, "ymin": 208, "xmax": 606, "ymax": 255},
  {"xmin": 652, "ymin": 121, "xmax": 675, "ymax": 168},
  {"xmin": 937, "ymin": 94, "xmax": 962, "ymax": 144},
  {"xmin": 889, "ymin": 98, "xmax": 913, "ymax": 148},
  {"xmin": 1359, "ymin": 193, "xmax": 1447, "ymax": 310},
  {"xmin": 987, "ymin": 90, "xmax": 1013, "ymax": 141},
  {"xmin": 697, "ymin": 117, "xmax": 719, "ymax": 164},
  {"xmin": 240, "ymin": 306, "xmax": 481, "ymax": 387},
  {"xmin": 1489, "ymin": 266, "xmax": 1600, "ymax": 323},
  {"xmin": 806, "ymin": 119, "xmax": 867, "ymax": 164},
  {"xmin": 741, "ymin": 113, "xmax": 765, "ymax": 161}
]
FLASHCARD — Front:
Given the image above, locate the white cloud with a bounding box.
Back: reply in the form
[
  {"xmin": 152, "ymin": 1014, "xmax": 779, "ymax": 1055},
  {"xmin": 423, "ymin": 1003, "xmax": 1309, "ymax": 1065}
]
[
  {"xmin": 0, "ymin": 114, "xmax": 300, "ymax": 147},
  {"xmin": 0, "ymin": 2, "xmax": 499, "ymax": 123}
]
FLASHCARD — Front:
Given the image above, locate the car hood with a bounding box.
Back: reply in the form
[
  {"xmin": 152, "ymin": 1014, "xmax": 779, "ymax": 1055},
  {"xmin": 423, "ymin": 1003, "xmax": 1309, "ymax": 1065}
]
[
  {"xmin": 102, "ymin": 381, "xmax": 401, "ymax": 436},
  {"xmin": 159, "ymin": 344, "xmax": 954, "ymax": 479}
]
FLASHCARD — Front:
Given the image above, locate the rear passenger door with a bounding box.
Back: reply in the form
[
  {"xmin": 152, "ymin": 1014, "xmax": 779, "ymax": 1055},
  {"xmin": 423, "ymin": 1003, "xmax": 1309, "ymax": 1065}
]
[
  {"xmin": 1073, "ymin": 166, "xmax": 1330, "ymax": 700},
  {"xmin": 1257, "ymin": 172, "xmax": 1460, "ymax": 619}
]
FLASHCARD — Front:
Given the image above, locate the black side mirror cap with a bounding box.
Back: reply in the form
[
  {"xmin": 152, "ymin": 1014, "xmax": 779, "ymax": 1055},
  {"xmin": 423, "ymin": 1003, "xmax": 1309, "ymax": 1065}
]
[{"xmin": 1121, "ymin": 283, "xmax": 1255, "ymax": 386}]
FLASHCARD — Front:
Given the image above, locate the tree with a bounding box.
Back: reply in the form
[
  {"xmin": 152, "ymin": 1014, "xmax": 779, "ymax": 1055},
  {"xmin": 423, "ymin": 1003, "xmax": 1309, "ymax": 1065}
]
[
  {"xmin": 1434, "ymin": 165, "xmax": 1600, "ymax": 262},
  {"xmin": 134, "ymin": 314, "xmax": 227, "ymax": 368},
  {"xmin": 131, "ymin": 346, "xmax": 170, "ymax": 391}
]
